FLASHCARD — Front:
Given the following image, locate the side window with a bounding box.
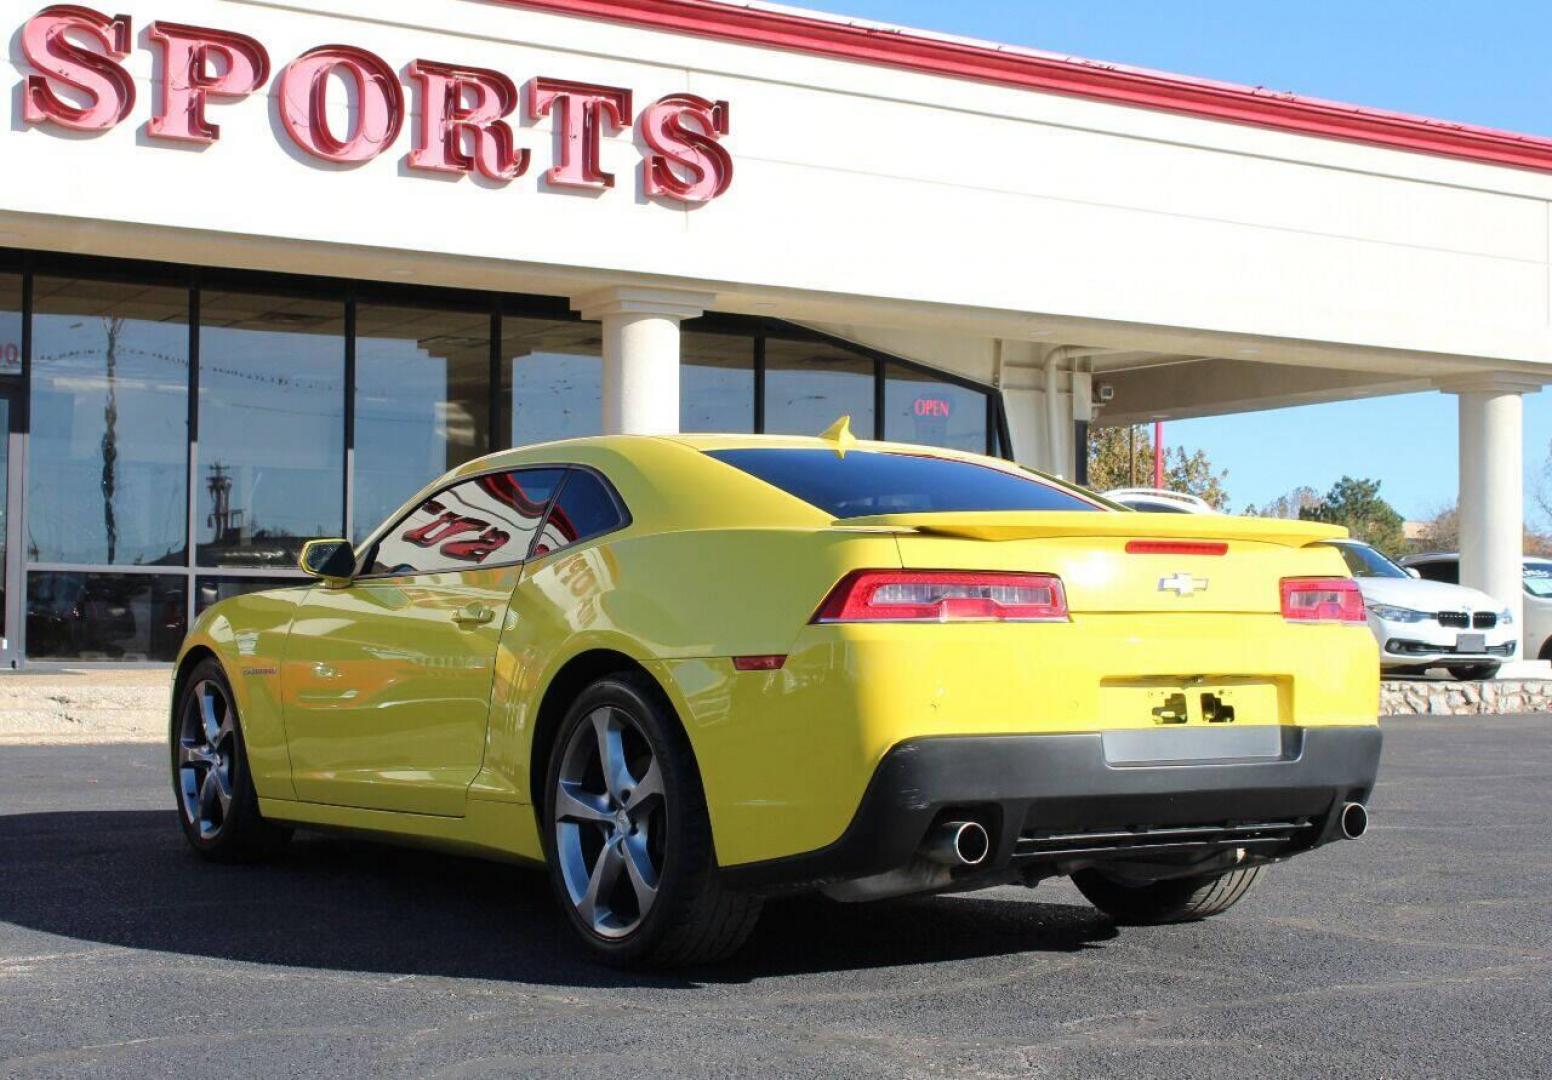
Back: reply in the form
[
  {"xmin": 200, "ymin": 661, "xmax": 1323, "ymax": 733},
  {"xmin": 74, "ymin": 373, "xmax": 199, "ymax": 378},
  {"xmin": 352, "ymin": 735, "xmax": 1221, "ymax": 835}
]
[
  {"xmin": 1414, "ymin": 560, "xmax": 1459, "ymax": 585},
  {"xmin": 532, "ymin": 470, "xmax": 626, "ymax": 557},
  {"xmin": 368, "ymin": 468, "xmax": 565, "ymax": 576}
]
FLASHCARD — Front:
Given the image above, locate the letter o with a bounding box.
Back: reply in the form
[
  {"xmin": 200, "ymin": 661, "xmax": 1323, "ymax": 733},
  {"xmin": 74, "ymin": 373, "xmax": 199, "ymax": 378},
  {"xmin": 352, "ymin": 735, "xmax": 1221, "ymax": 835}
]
[{"xmin": 278, "ymin": 45, "xmax": 403, "ymax": 164}]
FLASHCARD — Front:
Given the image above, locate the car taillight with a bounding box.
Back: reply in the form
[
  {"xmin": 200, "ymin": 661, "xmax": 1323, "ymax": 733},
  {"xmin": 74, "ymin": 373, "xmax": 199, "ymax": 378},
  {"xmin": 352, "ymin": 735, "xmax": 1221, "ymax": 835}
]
[
  {"xmin": 813, "ymin": 570, "xmax": 1069, "ymax": 623},
  {"xmin": 1281, "ymin": 577, "xmax": 1366, "ymax": 623}
]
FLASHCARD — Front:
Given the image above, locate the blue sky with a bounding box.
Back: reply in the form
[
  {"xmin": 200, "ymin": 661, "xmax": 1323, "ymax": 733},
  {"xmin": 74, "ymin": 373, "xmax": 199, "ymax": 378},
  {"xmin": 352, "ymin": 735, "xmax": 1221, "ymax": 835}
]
[{"xmin": 785, "ymin": 0, "xmax": 1552, "ymax": 522}]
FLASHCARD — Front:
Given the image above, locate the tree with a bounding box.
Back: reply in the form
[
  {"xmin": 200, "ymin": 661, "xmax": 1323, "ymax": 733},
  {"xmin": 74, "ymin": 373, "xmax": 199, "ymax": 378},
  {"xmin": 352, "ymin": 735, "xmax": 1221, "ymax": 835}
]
[
  {"xmin": 1087, "ymin": 426, "xmax": 1230, "ymax": 510},
  {"xmin": 1243, "ymin": 485, "xmax": 1320, "ymax": 520},
  {"xmin": 1087, "ymin": 426, "xmax": 1152, "ymax": 492},
  {"xmin": 1419, "ymin": 502, "xmax": 1458, "ymax": 553},
  {"xmin": 1421, "ymin": 499, "xmax": 1552, "ymax": 557},
  {"xmin": 1300, "ymin": 476, "xmax": 1405, "ymax": 555},
  {"xmin": 1532, "ymin": 439, "xmax": 1552, "ymax": 538},
  {"xmin": 1164, "ymin": 446, "xmax": 1230, "ymax": 511}
]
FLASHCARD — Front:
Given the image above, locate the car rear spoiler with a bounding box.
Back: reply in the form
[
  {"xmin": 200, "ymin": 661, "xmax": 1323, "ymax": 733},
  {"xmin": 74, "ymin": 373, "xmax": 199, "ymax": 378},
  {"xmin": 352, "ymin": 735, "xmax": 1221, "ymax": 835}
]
[{"xmin": 836, "ymin": 511, "xmax": 1346, "ymax": 547}]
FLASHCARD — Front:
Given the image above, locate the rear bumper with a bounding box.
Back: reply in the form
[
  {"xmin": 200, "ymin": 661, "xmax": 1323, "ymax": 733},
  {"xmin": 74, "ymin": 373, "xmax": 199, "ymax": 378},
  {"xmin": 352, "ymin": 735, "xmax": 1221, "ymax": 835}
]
[{"xmin": 720, "ymin": 724, "xmax": 1382, "ymax": 894}]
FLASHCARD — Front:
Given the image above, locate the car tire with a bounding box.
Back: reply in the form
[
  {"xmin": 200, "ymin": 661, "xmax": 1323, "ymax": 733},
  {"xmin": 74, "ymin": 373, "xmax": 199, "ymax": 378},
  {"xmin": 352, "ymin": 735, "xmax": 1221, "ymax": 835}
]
[
  {"xmin": 1446, "ymin": 664, "xmax": 1500, "ymax": 681},
  {"xmin": 1071, "ymin": 866, "xmax": 1262, "ymax": 926},
  {"xmin": 171, "ymin": 658, "xmax": 291, "ymax": 861},
  {"xmin": 543, "ymin": 672, "xmax": 762, "ymax": 967}
]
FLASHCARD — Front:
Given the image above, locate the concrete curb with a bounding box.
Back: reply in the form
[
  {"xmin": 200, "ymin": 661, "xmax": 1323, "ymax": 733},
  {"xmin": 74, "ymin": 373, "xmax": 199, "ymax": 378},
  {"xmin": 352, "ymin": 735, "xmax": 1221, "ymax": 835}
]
[
  {"xmin": 0, "ymin": 672, "xmax": 169, "ymax": 745},
  {"xmin": 1380, "ymin": 679, "xmax": 1552, "ymax": 717}
]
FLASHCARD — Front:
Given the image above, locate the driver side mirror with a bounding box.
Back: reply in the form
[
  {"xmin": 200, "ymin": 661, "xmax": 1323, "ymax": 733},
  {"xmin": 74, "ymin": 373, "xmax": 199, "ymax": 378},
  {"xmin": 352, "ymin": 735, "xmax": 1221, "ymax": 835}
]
[{"xmin": 299, "ymin": 538, "xmax": 355, "ymax": 582}]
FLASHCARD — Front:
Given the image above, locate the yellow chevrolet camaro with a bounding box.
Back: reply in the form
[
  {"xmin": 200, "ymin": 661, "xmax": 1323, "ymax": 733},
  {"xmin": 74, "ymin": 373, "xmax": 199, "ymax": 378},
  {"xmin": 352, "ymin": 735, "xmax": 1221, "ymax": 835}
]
[{"xmin": 171, "ymin": 425, "xmax": 1381, "ymax": 966}]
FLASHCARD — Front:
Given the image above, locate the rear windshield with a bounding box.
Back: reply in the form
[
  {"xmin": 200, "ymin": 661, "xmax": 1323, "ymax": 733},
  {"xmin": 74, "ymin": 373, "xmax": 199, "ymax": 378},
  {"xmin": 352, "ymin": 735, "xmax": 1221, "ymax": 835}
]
[{"xmin": 707, "ymin": 449, "xmax": 1102, "ymax": 518}]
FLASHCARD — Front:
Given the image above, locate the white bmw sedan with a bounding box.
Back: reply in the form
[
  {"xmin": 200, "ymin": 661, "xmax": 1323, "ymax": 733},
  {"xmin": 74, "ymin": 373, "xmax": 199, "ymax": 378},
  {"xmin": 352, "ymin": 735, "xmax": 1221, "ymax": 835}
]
[{"xmin": 1326, "ymin": 540, "xmax": 1516, "ymax": 679}]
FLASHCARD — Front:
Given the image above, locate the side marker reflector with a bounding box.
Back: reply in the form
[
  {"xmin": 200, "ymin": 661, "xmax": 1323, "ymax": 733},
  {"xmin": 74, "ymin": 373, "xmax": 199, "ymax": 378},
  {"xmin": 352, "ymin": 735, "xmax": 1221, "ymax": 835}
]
[{"xmin": 733, "ymin": 655, "xmax": 787, "ymax": 671}]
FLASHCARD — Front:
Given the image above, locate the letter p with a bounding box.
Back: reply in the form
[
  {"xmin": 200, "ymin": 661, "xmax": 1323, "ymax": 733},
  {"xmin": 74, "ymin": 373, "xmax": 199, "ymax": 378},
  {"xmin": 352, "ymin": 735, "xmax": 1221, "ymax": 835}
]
[{"xmin": 147, "ymin": 21, "xmax": 270, "ymax": 143}]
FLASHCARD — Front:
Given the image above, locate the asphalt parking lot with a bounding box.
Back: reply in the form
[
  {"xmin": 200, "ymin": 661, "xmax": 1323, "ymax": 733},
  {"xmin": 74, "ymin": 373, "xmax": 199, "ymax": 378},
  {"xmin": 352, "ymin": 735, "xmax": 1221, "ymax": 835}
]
[{"xmin": 2, "ymin": 715, "xmax": 1549, "ymax": 1079}]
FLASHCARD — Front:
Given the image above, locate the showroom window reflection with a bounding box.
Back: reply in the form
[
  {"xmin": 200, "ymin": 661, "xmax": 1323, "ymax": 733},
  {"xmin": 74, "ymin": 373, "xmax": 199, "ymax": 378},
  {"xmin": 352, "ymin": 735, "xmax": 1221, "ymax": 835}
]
[
  {"xmin": 500, "ymin": 318, "xmax": 604, "ymax": 447},
  {"xmin": 884, "ymin": 369, "xmax": 988, "ymax": 454},
  {"xmin": 197, "ymin": 293, "xmax": 346, "ymax": 568},
  {"xmin": 354, "ymin": 305, "xmax": 492, "ymax": 544},
  {"xmin": 765, "ymin": 339, "xmax": 875, "ymax": 437},
  {"xmin": 4, "ymin": 262, "xmax": 998, "ymax": 663},
  {"xmin": 28, "ymin": 278, "xmax": 189, "ymax": 566},
  {"xmin": 682, "ymin": 331, "xmax": 754, "ymax": 433}
]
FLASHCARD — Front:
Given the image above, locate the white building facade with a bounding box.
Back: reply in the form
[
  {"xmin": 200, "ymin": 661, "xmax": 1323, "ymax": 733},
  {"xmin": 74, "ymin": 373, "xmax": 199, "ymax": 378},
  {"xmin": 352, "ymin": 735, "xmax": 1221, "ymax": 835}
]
[{"xmin": 1, "ymin": 0, "xmax": 1549, "ymax": 663}]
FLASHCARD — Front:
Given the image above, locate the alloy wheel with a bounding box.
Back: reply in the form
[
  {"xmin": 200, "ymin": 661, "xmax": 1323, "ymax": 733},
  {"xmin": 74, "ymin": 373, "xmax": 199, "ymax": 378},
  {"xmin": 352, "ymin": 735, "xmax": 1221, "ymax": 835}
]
[
  {"xmin": 177, "ymin": 679, "xmax": 237, "ymax": 840},
  {"xmin": 554, "ymin": 706, "xmax": 666, "ymax": 939}
]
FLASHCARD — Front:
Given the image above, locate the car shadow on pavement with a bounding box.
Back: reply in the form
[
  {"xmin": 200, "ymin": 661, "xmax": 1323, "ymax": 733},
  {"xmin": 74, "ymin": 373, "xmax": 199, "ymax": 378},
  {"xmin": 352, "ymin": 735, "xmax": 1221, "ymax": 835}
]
[{"xmin": 0, "ymin": 809, "xmax": 1116, "ymax": 987}]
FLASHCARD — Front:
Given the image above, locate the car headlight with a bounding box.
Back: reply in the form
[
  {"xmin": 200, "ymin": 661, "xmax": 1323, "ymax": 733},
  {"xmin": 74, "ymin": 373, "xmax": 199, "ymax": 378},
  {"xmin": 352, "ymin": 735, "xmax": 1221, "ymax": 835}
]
[
  {"xmin": 1366, "ymin": 602, "xmax": 1429, "ymax": 623},
  {"xmin": 1501, "ymin": 607, "xmax": 1514, "ymax": 626}
]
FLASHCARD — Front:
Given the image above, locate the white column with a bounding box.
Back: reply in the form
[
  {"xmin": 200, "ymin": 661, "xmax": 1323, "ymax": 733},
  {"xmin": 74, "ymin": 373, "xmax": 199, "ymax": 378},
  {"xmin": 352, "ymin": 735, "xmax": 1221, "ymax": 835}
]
[
  {"xmin": 573, "ymin": 286, "xmax": 714, "ymax": 435},
  {"xmin": 1439, "ymin": 374, "xmax": 1544, "ymax": 632}
]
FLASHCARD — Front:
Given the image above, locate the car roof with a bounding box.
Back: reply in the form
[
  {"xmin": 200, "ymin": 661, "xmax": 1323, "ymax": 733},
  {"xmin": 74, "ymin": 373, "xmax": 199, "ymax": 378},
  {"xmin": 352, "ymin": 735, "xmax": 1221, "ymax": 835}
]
[{"xmin": 360, "ymin": 431, "xmax": 1104, "ymax": 550}]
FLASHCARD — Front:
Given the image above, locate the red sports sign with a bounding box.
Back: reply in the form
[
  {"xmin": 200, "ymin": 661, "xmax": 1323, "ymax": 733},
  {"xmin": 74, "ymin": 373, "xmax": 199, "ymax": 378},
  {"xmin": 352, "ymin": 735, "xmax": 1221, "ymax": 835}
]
[{"xmin": 18, "ymin": 5, "xmax": 734, "ymax": 205}]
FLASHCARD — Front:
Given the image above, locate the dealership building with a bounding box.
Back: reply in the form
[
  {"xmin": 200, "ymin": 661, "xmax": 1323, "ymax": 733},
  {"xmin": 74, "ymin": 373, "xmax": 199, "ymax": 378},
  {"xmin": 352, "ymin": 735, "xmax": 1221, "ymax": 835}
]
[{"xmin": 1, "ymin": 0, "xmax": 1550, "ymax": 664}]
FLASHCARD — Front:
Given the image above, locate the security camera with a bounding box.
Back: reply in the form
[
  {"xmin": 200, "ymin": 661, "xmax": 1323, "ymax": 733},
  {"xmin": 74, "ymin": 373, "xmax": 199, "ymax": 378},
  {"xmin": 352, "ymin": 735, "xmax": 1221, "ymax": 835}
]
[{"xmin": 1096, "ymin": 383, "xmax": 1115, "ymax": 403}]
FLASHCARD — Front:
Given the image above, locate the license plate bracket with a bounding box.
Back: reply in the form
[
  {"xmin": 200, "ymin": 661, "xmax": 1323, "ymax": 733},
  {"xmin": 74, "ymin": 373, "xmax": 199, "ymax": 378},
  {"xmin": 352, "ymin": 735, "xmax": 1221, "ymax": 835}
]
[{"xmin": 1100, "ymin": 678, "xmax": 1284, "ymax": 728}]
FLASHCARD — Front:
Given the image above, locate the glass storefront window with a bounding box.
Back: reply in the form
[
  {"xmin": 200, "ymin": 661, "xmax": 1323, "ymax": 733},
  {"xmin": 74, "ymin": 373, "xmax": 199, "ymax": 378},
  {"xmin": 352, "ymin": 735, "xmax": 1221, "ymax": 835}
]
[
  {"xmin": 764, "ymin": 338, "xmax": 875, "ymax": 438},
  {"xmin": 197, "ymin": 292, "xmax": 345, "ymax": 569},
  {"xmin": 26, "ymin": 571, "xmax": 186, "ymax": 661},
  {"xmin": 501, "ymin": 318, "xmax": 603, "ymax": 447},
  {"xmin": 195, "ymin": 576, "xmax": 309, "ymax": 616},
  {"xmin": 29, "ymin": 278, "xmax": 189, "ymax": 566},
  {"xmin": 884, "ymin": 369, "xmax": 989, "ymax": 453},
  {"xmin": 2, "ymin": 253, "xmax": 1015, "ymax": 664},
  {"xmin": 681, "ymin": 331, "xmax": 754, "ymax": 433},
  {"xmin": 354, "ymin": 305, "xmax": 492, "ymax": 544},
  {"xmin": 0, "ymin": 274, "xmax": 20, "ymax": 375}
]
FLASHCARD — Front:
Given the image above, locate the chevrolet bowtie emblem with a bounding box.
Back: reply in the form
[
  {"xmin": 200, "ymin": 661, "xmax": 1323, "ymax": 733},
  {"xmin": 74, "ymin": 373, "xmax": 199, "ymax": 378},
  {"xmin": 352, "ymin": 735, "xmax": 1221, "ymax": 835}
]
[{"xmin": 1159, "ymin": 572, "xmax": 1209, "ymax": 597}]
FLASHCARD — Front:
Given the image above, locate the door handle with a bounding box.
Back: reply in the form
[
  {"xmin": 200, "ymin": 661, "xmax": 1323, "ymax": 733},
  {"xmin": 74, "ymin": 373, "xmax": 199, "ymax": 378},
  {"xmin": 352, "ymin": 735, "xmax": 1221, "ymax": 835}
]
[{"xmin": 452, "ymin": 604, "xmax": 496, "ymax": 628}]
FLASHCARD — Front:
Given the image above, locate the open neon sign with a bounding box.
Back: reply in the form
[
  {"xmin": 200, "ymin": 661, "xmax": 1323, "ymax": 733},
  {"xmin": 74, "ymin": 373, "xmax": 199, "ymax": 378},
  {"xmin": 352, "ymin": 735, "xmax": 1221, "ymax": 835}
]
[{"xmin": 19, "ymin": 5, "xmax": 734, "ymax": 205}]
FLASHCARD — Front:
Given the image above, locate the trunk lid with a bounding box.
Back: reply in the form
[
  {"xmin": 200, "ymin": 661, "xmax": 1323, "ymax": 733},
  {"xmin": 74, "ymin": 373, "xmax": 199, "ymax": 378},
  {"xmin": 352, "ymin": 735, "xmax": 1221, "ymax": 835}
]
[{"xmin": 844, "ymin": 511, "xmax": 1348, "ymax": 615}]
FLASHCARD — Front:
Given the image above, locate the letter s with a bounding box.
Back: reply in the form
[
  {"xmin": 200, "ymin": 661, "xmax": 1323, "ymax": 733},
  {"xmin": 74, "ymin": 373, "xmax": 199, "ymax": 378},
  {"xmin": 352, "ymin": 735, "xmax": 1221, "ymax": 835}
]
[
  {"xmin": 21, "ymin": 5, "xmax": 136, "ymax": 132},
  {"xmin": 640, "ymin": 94, "xmax": 732, "ymax": 204}
]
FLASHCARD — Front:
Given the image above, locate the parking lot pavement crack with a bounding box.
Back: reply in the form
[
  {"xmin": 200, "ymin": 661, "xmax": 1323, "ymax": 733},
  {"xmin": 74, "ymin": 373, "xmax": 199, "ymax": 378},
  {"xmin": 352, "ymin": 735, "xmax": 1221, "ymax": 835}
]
[
  {"xmin": 0, "ymin": 1022, "xmax": 427, "ymax": 1073},
  {"xmin": 1042, "ymin": 956, "xmax": 1552, "ymax": 1047},
  {"xmin": 1258, "ymin": 914, "xmax": 1552, "ymax": 959}
]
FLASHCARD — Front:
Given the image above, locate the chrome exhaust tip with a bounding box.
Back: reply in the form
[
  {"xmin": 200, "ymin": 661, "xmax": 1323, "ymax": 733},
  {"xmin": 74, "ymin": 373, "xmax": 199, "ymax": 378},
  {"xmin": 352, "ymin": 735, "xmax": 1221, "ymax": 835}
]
[
  {"xmin": 922, "ymin": 820, "xmax": 990, "ymax": 867},
  {"xmin": 1340, "ymin": 802, "xmax": 1369, "ymax": 840}
]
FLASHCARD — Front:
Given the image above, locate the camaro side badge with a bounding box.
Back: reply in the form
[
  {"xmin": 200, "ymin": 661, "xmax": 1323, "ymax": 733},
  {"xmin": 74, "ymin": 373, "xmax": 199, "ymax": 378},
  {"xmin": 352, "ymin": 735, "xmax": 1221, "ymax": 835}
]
[{"xmin": 1159, "ymin": 572, "xmax": 1209, "ymax": 597}]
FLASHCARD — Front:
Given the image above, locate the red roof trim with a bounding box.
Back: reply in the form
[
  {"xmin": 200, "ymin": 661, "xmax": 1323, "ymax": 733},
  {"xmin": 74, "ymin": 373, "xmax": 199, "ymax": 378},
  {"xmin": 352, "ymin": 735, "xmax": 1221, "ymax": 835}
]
[{"xmin": 496, "ymin": 0, "xmax": 1552, "ymax": 174}]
